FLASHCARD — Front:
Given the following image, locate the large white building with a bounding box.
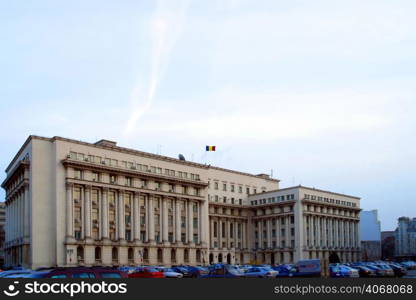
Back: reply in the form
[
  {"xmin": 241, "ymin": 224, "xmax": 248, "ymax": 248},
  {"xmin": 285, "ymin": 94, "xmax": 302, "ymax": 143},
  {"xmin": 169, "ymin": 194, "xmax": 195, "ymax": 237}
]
[{"xmin": 1, "ymin": 135, "xmax": 361, "ymax": 269}]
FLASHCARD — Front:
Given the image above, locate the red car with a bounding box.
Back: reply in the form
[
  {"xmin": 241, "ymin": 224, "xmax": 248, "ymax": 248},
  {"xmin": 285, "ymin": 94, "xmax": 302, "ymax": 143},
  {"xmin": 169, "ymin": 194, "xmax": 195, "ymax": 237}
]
[{"xmin": 129, "ymin": 267, "xmax": 165, "ymax": 278}]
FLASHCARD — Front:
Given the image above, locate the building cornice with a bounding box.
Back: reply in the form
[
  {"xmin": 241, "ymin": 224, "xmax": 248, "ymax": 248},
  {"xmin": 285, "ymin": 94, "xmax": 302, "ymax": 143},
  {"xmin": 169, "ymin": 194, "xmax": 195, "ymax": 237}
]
[
  {"xmin": 249, "ymin": 185, "xmax": 360, "ymax": 200},
  {"xmin": 6, "ymin": 135, "xmax": 280, "ymax": 183}
]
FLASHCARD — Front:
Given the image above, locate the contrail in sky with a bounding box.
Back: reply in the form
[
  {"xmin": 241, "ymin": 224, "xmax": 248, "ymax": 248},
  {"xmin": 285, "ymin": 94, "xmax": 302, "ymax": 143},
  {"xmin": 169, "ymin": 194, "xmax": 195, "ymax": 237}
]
[{"xmin": 123, "ymin": 0, "xmax": 191, "ymax": 136}]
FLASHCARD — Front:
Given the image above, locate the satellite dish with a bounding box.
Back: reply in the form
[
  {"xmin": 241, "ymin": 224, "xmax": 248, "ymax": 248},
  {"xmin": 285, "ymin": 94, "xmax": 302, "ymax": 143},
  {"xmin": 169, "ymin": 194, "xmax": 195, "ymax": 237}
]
[{"xmin": 178, "ymin": 154, "xmax": 186, "ymax": 161}]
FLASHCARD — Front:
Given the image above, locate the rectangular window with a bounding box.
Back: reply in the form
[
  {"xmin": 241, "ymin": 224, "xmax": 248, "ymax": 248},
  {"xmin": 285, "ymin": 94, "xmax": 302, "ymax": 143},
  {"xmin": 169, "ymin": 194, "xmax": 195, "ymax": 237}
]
[
  {"xmin": 92, "ymin": 172, "xmax": 99, "ymax": 181},
  {"xmin": 74, "ymin": 169, "xmax": 82, "ymax": 179},
  {"xmin": 125, "ymin": 177, "xmax": 132, "ymax": 187},
  {"xmin": 223, "ymin": 183, "xmax": 227, "ymax": 191}
]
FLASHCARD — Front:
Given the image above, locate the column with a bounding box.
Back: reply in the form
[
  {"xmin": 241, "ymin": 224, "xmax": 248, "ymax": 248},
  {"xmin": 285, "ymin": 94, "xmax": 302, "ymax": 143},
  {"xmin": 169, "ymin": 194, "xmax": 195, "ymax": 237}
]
[
  {"xmin": 258, "ymin": 220, "xmax": 263, "ymax": 248},
  {"xmin": 148, "ymin": 195, "xmax": 155, "ymax": 243},
  {"xmin": 162, "ymin": 198, "xmax": 169, "ymax": 243},
  {"xmin": 285, "ymin": 216, "xmax": 290, "ymax": 247},
  {"xmin": 323, "ymin": 217, "xmax": 327, "ymax": 247},
  {"xmin": 175, "ymin": 199, "xmax": 181, "ymax": 244},
  {"xmin": 210, "ymin": 218, "xmax": 214, "ymax": 248},
  {"xmin": 276, "ymin": 217, "xmax": 281, "ymax": 248},
  {"xmin": 201, "ymin": 199, "xmax": 209, "ymax": 247},
  {"xmin": 340, "ymin": 219, "xmax": 344, "ymax": 248},
  {"xmin": 80, "ymin": 186, "xmax": 85, "ymax": 239},
  {"xmin": 133, "ymin": 192, "xmax": 140, "ymax": 242},
  {"xmin": 242, "ymin": 221, "xmax": 247, "ymax": 249},
  {"xmin": 346, "ymin": 220, "xmax": 350, "ymax": 248},
  {"xmin": 84, "ymin": 186, "xmax": 92, "ymax": 240},
  {"xmin": 66, "ymin": 183, "xmax": 74, "ymax": 238},
  {"xmin": 303, "ymin": 215, "xmax": 309, "ymax": 247},
  {"xmin": 102, "ymin": 188, "xmax": 109, "ymax": 241},
  {"xmin": 267, "ymin": 219, "xmax": 272, "ymax": 248},
  {"xmin": 219, "ymin": 219, "xmax": 223, "ymax": 248},
  {"xmin": 187, "ymin": 201, "xmax": 194, "ymax": 244},
  {"xmin": 234, "ymin": 221, "xmax": 238, "ymax": 248},
  {"xmin": 118, "ymin": 190, "xmax": 126, "ymax": 241},
  {"xmin": 335, "ymin": 218, "xmax": 339, "ymax": 247},
  {"xmin": 316, "ymin": 216, "xmax": 321, "ymax": 247},
  {"xmin": 226, "ymin": 219, "xmax": 230, "ymax": 248}
]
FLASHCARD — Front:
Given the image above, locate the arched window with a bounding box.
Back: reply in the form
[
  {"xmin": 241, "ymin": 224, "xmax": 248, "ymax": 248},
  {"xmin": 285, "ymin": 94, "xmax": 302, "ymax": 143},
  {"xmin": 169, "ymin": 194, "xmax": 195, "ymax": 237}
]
[
  {"xmin": 77, "ymin": 246, "xmax": 84, "ymax": 263},
  {"xmin": 94, "ymin": 247, "xmax": 101, "ymax": 261}
]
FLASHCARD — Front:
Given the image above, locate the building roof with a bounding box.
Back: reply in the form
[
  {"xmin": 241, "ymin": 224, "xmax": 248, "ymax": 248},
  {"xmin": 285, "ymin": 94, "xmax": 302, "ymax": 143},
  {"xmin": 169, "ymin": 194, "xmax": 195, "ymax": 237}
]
[
  {"xmin": 5, "ymin": 135, "xmax": 280, "ymax": 183},
  {"xmin": 248, "ymin": 184, "xmax": 360, "ymax": 200}
]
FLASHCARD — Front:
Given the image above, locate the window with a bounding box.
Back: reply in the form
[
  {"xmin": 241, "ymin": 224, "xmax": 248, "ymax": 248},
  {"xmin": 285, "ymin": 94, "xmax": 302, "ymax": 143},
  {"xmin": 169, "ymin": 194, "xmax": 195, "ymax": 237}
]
[
  {"xmin": 125, "ymin": 177, "xmax": 132, "ymax": 186},
  {"xmin": 92, "ymin": 172, "xmax": 99, "ymax": 181},
  {"xmin": 214, "ymin": 182, "xmax": 219, "ymax": 190},
  {"xmin": 231, "ymin": 185, "xmax": 235, "ymax": 192},
  {"xmin": 101, "ymin": 273, "xmax": 122, "ymax": 278},
  {"xmin": 239, "ymin": 186, "xmax": 243, "ymax": 193},
  {"xmin": 74, "ymin": 169, "xmax": 82, "ymax": 179},
  {"xmin": 73, "ymin": 273, "xmax": 95, "ymax": 278},
  {"xmin": 223, "ymin": 183, "xmax": 227, "ymax": 191},
  {"xmin": 110, "ymin": 175, "xmax": 117, "ymax": 183},
  {"xmin": 246, "ymin": 187, "xmax": 250, "ymax": 194}
]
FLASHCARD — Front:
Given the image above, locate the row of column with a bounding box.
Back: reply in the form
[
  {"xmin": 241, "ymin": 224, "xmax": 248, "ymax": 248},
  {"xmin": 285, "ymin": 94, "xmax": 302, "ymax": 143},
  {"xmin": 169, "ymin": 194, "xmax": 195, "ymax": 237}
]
[
  {"xmin": 209, "ymin": 217, "xmax": 248, "ymax": 249},
  {"xmin": 5, "ymin": 183, "xmax": 30, "ymax": 246},
  {"xmin": 66, "ymin": 183, "xmax": 208, "ymax": 246},
  {"xmin": 255, "ymin": 215, "xmax": 292, "ymax": 248},
  {"xmin": 304, "ymin": 215, "xmax": 359, "ymax": 249}
]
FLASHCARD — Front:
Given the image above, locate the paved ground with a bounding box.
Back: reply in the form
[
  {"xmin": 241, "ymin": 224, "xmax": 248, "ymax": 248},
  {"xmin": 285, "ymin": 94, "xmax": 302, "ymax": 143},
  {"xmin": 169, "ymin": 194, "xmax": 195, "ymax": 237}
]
[{"xmin": 402, "ymin": 269, "xmax": 416, "ymax": 278}]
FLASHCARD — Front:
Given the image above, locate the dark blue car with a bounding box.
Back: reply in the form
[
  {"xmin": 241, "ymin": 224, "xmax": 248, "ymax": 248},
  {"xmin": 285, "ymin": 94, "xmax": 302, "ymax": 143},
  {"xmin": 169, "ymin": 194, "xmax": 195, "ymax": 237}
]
[{"xmin": 201, "ymin": 264, "xmax": 244, "ymax": 278}]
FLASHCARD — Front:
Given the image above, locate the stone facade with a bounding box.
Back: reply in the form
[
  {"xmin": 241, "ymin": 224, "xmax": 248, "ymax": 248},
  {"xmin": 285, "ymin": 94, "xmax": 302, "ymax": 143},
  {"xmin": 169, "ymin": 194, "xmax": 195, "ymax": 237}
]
[{"xmin": 1, "ymin": 135, "xmax": 361, "ymax": 269}]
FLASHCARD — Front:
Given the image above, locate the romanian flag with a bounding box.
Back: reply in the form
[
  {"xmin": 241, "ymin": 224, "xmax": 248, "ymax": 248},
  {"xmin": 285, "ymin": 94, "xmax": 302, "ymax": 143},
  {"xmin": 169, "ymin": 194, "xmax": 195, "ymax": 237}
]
[{"xmin": 206, "ymin": 146, "xmax": 216, "ymax": 151}]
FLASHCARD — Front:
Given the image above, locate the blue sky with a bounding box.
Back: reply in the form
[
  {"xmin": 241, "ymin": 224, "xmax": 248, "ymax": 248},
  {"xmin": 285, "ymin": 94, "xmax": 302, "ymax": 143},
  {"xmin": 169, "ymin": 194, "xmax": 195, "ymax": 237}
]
[{"xmin": 1, "ymin": 0, "xmax": 415, "ymax": 230}]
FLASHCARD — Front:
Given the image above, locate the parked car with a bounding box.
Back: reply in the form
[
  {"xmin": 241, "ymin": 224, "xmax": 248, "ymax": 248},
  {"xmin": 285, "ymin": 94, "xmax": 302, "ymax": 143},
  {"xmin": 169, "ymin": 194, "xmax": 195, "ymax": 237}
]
[
  {"xmin": 288, "ymin": 260, "xmax": 322, "ymax": 277},
  {"xmin": 374, "ymin": 264, "xmax": 395, "ymax": 277},
  {"xmin": 155, "ymin": 267, "xmax": 183, "ymax": 278},
  {"xmin": 352, "ymin": 266, "xmax": 376, "ymax": 277},
  {"xmin": 387, "ymin": 263, "xmax": 406, "ymax": 277},
  {"xmin": 27, "ymin": 267, "xmax": 127, "ymax": 278},
  {"xmin": 172, "ymin": 266, "xmax": 192, "ymax": 278},
  {"xmin": 244, "ymin": 267, "xmax": 278, "ymax": 278},
  {"xmin": 201, "ymin": 264, "xmax": 244, "ymax": 278},
  {"xmin": 129, "ymin": 267, "xmax": 164, "ymax": 278},
  {"xmin": 273, "ymin": 264, "xmax": 295, "ymax": 277},
  {"xmin": 0, "ymin": 270, "xmax": 33, "ymax": 278},
  {"xmin": 329, "ymin": 265, "xmax": 359, "ymax": 278},
  {"xmin": 186, "ymin": 266, "xmax": 209, "ymax": 278}
]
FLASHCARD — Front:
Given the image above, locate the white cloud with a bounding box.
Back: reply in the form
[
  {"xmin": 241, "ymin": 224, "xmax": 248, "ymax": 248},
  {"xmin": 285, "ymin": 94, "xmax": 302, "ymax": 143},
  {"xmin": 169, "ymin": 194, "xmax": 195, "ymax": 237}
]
[{"xmin": 124, "ymin": 0, "xmax": 192, "ymax": 136}]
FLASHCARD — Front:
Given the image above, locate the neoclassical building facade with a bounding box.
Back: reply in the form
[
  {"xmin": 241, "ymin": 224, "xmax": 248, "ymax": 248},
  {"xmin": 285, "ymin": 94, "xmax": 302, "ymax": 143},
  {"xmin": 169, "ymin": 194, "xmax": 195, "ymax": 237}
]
[{"xmin": 1, "ymin": 136, "xmax": 361, "ymax": 269}]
